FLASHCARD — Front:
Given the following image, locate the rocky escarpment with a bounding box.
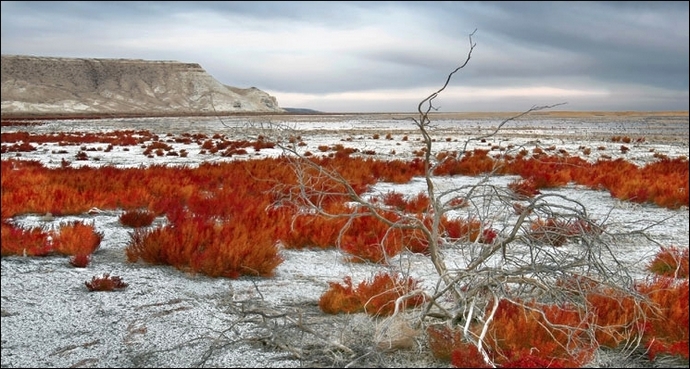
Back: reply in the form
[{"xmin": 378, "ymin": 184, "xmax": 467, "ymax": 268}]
[{"xmin": 1, "ymin": 55, "xmax": 284, "ymax": 117}]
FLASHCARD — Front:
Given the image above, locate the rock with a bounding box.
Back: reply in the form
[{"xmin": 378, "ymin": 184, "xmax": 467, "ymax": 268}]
[{"xmin": 1, "ymin": 55, "xmax": 285, "ymax": 117}]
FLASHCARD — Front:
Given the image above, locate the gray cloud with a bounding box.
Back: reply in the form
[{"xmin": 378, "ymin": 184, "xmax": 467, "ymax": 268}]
[{"xmin": 1, "ymin": 1, "xmax": 687, "ymax": 112}]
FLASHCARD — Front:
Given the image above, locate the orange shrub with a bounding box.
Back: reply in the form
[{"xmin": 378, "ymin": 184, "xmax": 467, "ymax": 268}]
[
  {"xmin": 442, "ymin": 216, "xmax": 483, "ymax": 242},
  {"xmin": 434, "ymin": 149, "xmax": 497, "ymax": 176},
  {"xmin": 119, "ymin": 208, "xmax": 157, "ymax": 228},
  {"xmin": 527, "ymin": 218, "xmax": 570, "ymax": 247},
  {"xmin": 142, "ymin": 141, "xmax": 173, "ymax": 156},
  {"xmin": 636, "ymin": 277, "xmax": 689, "ymax": 361},
  {"xmin": 357, "ymin": 272, "xmax": 425, "ymax": 316},
  {"xmin": 512, "ymin": 202, "xmax": 531, "ymax": 216},
  {"xmin": 85, "ymin": 273, "xmax": 128, "ymax": 291},
  {"xmin": 482, "ymin": 299, "xmax": 596, "ymax": 367},
  {"xmin": 126, "ymin": 207, "xmax": 284, "ymax": 278},
  {"xmin": 319, "ymin": 272, "xmax": 425, "ymax": 317},
  {"xmin": 401, "ymin": 215, "xmax": 434, "ymax": 254},
  {"xmin": 69, "ymin": 254, "xmax": 92, "ymax": 268},
  {"xmin": 275, "ymin": 202, "xmax": 349, "ymax": 249},
  {"xmin": 318, "ymin": 276, "xmax": 363, "ymax": 314},
  {"xmin": 381, "ymin": 191, "xmax": 408, "ymax": 211},
  {"xmin": 586, "ymin": 288, "xmax": 646, "ymax": 349},
  {"xmin": 380, "ymin": 190, "xmax": 430, "ymax": 214},
  {"xmin": 51, "ymin": 221, "xmax": 102, "ymax": 256},
  {"xmin": 1, "ymin": 221, "xmax": 51, "ymax": 256},
  {"xmin": 505, "ymin": 153, "xmax": 674, "ymax": 210},
  {"xmin": 429, "ymin": 299, "xmax": 596, "ymax": 367},
  {"xmin": 426, "ymin": 324, "xmax": 471, "ymax": 362},
  {"xmin": 450, "ymin": 344, "xmax": 493, "ymax": 368},
  {"xmin": 577, "ymin": 157, "xmax": 689, "ymax": 209},
  {"xmin": 339, "ymin": 210, "xmax": 404, "ymax": 263},
  {"xmin": 1, "ymin": 141, "xmax": 37, "ymax": 153},
  {"xmin": 646, "ymin": 245, "xmax": 689, "ymax": 278},
  {"xmin": 504, "ymin": 156, "xmax": 579, "ymax": 188},
  {"xmin": 508, "ymin": 178, "xmax": 541, "ymax": 198},
  {"xmin": 448, "ymin": 196, "xmax": 469, "ymax": 208},
  {"xmin": 1, "ymin": 130, "xmax": 149, "ymax": 146},
  {"xmin": 405, "ymin": 192, "xmax": 431, "ymax": 213},
  {"xmin": 572, "ymin": 276, "xmax": 689, "ymax": 361}
]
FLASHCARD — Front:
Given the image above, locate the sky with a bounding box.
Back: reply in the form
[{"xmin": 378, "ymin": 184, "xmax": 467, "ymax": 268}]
[{"xmin": 1, "ymin": 1, "xmax": 688, "ymax": 113}]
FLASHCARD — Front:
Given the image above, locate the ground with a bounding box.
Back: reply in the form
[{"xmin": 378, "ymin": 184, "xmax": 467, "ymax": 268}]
[{"xmin": 1, "ymin": 112, "xmax": 688, "ymax": 368}]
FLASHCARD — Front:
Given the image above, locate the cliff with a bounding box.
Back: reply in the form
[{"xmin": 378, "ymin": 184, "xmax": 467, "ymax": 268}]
[{"xmin": 0, "ymin": 55, "xmax": 285, "ymax": 118}]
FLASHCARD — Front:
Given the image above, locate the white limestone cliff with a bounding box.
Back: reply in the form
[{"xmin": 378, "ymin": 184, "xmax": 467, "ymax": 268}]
[{"xmin": 1, "ymin": 55, "xmax": 284, "ymax": 117}]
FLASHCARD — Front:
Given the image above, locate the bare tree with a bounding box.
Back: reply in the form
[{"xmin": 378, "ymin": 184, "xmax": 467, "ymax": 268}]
[{"xmin": 267, "ymin": 31, "xmax": 655, "ymax": 367}]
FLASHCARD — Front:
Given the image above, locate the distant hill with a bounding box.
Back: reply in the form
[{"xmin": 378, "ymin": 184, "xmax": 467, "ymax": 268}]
[
  {"xmin": 282, "ymin": 107, "xmax": 323, "ymax": 114},
  {"xmin": 1, "ymin": 55, "xmax": 285, "ymax": 118}
]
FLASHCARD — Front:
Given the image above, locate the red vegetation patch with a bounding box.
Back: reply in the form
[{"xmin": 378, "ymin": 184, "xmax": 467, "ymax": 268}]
[
  {"xmin": 52, "ymin": 221, "xmax": 102, "ymax": 256},
  {"xmin": 1, "ymin": 220, "xmax": 101, "ymax": 257},
  {"xmin": 126, "ymin": 206, "xmax": 284, "ymax": 278},
  {"xmin": 1, "ymin": 221, "xmax": 51, "ymax": 256},
  {"xmin": 69, "ymin": 254, "xmax": 92, "ymax": 268},
  {"xmin": 527, "ymin": 217, "xmax": 604, "ymax": 247},
  {"xmin": 319, "ymin": 272, "xmax": 425, "ymax": 317},
  {"xmin": 646, "ymin": 245, "xmax": 689, "ymax": 279},
  {"xmin": 85, "ymin": 273, "xmax": 128, "ymax": 291},
  {"xmin": 119, "ymin": 209, "xmax": 157, "ymax": 228},
  {"xmin": 428, "ymin": 299, "xmax": 597, "ymax": 368},
  {"xmin": 637, "ymin": 277, "xmax": 689, "ymax": 361}
]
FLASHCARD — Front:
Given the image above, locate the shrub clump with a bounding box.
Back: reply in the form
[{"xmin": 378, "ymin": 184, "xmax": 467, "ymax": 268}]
[
  {"xmin": 119, "ymin": 208, "xmax": 157, "ymax": 228},
  {"xmin": 319, "ymin": 272, "xmax": 425, "ymax": 317},
  {"xmin": 85, "ymin": 273, "xmax": 128, "ymax": 292}
]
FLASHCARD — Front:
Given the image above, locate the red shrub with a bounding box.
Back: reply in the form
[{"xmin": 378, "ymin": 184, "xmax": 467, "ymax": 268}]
[
  {"xmin": 85, "ymin": 273, "xmax": 128, "ymax": 291},
  {"xmin": 512, "ymin": 202, "xmax": 531, "ymax": 215},
  {"xmin": 646, "ymin": 245, "xmax": 689, "ymax": 278},
  {"xmin": 126, "ymin": 207, "xmax": 284, "ymax": 278},
  {"xmin": 319, "ymin": 272, "xmax": 425, "ymax": 317},
  {"xmin": 357, "ymin": 272, "xmax": 425, "ymax": 316},
  {"xmin": 637, "ymin": 277, "xmax": 689, "ymax": 361},
  {"xmin": 586, "ymin": 288, "xmax": 646, "ymax": 349},
  {"xmin": 427, "ymin": 324, "xmax": 466, "ymax": 362},
  {"xmin": 69, "ymin": 254, "xmax": 92, "ymax": 268},
  {"xmin": 381, "ymin": 191, "xmax": 407, "ymax": 211},
  {"xmin": 527, "ymin": 218, "xmax": 570, "ymax": 247},
  {"xmin": 318, "ymin": 276, "xmax": 362, "ymax": 314},
  {"xmin": 51, "ymin": 221, "xmax": 102, "ymax": 256},
  {"xmin": 433, "ymin": 149, "xmax": 497, "ymax": 176},
  {"xmin": 119, "ymin": 208, "xmax": 157, "ymax": 228},
  {"xmin": 499, "ymin": 355, "xmax": 567, "ymax": 368},
  {"xmin": 448, "ymin": 196, "xmax": 469, "ymax": 208},
  {"xmin": 405, "ymin": 192, "xmax": 430, "ymax": 213},
  {"xmin": 480, "ymin": 228, "xmax": 498, "ymax": 244},
  {"xmin": 442, "ymin": 216, "xmax": 483, "ymax": 242},
  {"xmin": 339, "ymin": 210, "xmax": 404, "ymax": 263},
  {"xmin": 450, "ymin": 342, "xmax": 492, "ymax": 368},
  {"xmin": 483, "ymin": 299, "xmax": 596, "ymax": 367},
  {"xmin": 1, "ymin": 221, "xmax": 52, "ymax": 256},
  {"xmin": 430, "ymin": 299, "xmax": 598, "ymax": 367},
  {"xmin": 508, "ymin": 178, "xmax": 541, "ymax": 198}
]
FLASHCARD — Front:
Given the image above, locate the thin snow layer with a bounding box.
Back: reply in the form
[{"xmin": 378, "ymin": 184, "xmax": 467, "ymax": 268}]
[{"xmin": 1, "ymin": 115, "xmax": 688, "ymax": 368}]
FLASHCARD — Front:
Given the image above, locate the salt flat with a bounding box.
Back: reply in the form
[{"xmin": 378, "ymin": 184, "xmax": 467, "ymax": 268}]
[{"xmin": 1, "ymin": 113, "xmax": 688, "ymax": 368}]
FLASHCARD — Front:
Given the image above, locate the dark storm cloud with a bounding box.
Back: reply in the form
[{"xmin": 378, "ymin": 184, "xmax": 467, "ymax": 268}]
[
  {"xmin": 423, "ymin": 1, "xmax": 689, "ymax": 90},
  {"xmin": 1, "ymin": 1, "xmax": 687, "ymax": 112}
]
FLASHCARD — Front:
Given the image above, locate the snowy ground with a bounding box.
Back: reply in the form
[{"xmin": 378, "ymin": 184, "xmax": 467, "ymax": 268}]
[{"xmin": 1, "ymin": 113, "xmax": 688, "ymax": 368}]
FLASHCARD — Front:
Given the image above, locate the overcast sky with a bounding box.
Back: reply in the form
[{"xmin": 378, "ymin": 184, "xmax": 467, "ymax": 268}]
[{"xmin": 1, "ymin": 1, "xmax": 688, "ymax": 113}]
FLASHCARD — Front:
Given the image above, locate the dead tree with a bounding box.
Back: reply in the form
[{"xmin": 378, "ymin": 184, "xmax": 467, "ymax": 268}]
[{"xmin": 269, "ymin": 30, "xmax": 656, "ymax": 367}]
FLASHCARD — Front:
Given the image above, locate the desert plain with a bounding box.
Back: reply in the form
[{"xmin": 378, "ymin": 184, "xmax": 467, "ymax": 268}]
[{"xmin": 1, "ymin": 111, "xmax": 688, "ymax": 368}]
